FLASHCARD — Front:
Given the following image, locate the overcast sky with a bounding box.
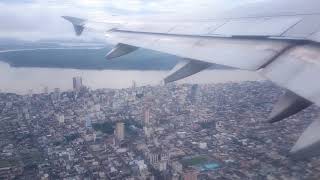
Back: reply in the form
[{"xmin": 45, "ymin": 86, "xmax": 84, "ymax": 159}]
[
  {"xmin": 3, "ymin": 0, "xmax": 312, "ymax": 41},
  {"xmin": 0, "ymin": 0, "xmax": 251, "ymax": 41}
]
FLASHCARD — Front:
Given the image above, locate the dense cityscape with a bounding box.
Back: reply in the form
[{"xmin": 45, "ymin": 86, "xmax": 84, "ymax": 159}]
[{"xmin": 0, "ymin": 78, "xmax": 320, "ymax": 180}]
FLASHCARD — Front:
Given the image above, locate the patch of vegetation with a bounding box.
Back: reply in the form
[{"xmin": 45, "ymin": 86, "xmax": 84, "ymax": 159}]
[
  {"xmin": 125, "ymin": 124, "xmax": 138, "ymax": 136},
  {"xmin": 0, "ymin": 159, "xmax": 19, "ymax": 168},
  {"xmin": 125, "ymin": 120, "xmax": 143, "ymax": 129},
  {"xmin": 93, "ymin": 122, "xmax": 115, "ymax": 135},
  {"xmin": 0, "ymin": 48, "xmax": 178, "ymax": 70},
  {"xmin": 16, "ymin": 134, "xmax": 33, "ymax": 143},
  {"xmin": 93, "ymin": 120, "xmax": 143, "ymax": 135},
  {"xmin": 24, "ymin": 164, "xmax": 38, "ymax": 171},
  {"xmin": 181, "ymin": 156, "xmax": 208, "ymax": 166},
  {"xmin": 52, "ymin": 141, "xmax": 62, "ymax": 146},
  {"xmin": 65, "ymin": 133, "xmax": 80, "ymax": 142},
  {"xmin": 200, "ymin": 121, "xmax": 215, "ymax": 129},
  {"xmin": 20, "ymin": 150, "xmax": 43, "ymax": 166}
]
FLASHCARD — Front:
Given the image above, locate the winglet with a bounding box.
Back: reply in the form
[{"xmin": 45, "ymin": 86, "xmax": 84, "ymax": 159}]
[{"xmin": 62, "ymin": 16, "xmax": 86, "ymax": 36}]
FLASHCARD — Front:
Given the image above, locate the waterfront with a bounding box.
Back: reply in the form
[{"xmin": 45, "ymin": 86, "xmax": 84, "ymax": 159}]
[{"xmin": 0, "ymin": 62, "xmax": 262, "ymax": 94}]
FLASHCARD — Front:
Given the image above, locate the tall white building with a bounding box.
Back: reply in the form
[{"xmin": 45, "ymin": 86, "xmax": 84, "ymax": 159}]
[
  {"xmin": 56, "ymin": 114, "xmax": 65, "ymax": 124},
  {"xmin": 85, "ymin": 116, "xmax": 92, "ymax": 129},
  {"xmin": 132, "ymin": 80, "xmax": 137, "ymax": 89},
  {"xmin": 144, "ymin": 108, "xmax": 151, "ymax": 126},
  {"xmin": 144, "ymin": 126, "xmax": 152, "ymax": 138},
  {"xmin": 73, "ymin": 77, "xmax": 83, "ymax": 91},
  {"xmin": 52, "ymin": 88, "xmax": 61, "ymax": 101},
  {"xmin": 115, "ymin": 122, "xmax": 125, "ymax": 141},
  {"xmin": 43, "ymin": 86, "xmax": 49, "ymax": 94}
]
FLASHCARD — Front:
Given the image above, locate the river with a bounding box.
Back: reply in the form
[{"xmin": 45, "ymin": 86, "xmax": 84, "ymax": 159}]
[{"xmin": 0, "ymin": 61, "xmax": 264, "ymax": 94}]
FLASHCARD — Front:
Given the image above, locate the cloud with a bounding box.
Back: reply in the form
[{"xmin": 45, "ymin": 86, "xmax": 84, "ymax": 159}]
[
  {"xmin": 0, "ymin": 0, "xmax": 250, "ymax": 40},
  {"xmin": 0, "ymin": 1, "xmax": 105, "ymax": 40}
]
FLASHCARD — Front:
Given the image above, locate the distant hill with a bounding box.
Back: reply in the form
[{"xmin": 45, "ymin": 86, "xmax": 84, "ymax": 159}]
[
  {"xmin": 0, "ymin": 38, "xmax": 232, "ymax": 70},
  {"xmin": 0, "ymin": 38, "xmax": 105, "ymax": 50},
  {"xmin": 0, "ymin": 47, "xmax": 179, "ymax": 70}
]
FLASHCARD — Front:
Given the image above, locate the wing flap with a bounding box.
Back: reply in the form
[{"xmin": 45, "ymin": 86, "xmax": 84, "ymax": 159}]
[
  {"xmin": 164, "ymin": 59, "xmax": 212, "ymax": 84},
  {"xmin": 213, "ymin": 17, "xmax": 301, "ymax": 37},
  {"xmin": 268, "ymin": 90, "xmax": 312, "ymax": 123},
  {"xmin": 105, "ymin": 43, "xmax": 139, "ymax": 59},
  {"xmin": 290, "ymin": 119, "xmax": 320, "ymax": 159},
  {"xmin": 107, "ymin": 31, "xmax": 291, "ymax": 70},
  {"xmin": 284, "ymin": 15, "xmax": 320, "ymax": 39},
  {"xmin": 116, "ymin": 16, "xmax": 302, "ymax": 38},
  {"xmin": 262, "ymin": 44, "xmax": 320, "ymax": 106},
  {"xmin": 170, "ymin": 21, "xmax": 226, "ymax": 35}
]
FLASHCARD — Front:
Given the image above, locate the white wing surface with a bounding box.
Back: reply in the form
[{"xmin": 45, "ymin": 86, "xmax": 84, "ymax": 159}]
[{"xmin": 63, "ymin": 0, "xmax": 320, "ymax": 159}]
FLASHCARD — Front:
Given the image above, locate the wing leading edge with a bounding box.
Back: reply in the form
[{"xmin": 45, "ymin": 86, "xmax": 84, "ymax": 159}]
[{"xmin": 62, "ymin": 1, "xmax": 320, "ymax": 159}]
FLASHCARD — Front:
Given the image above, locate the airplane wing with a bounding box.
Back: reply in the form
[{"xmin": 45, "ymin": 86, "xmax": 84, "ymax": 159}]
[{"xmin": 63, "ymin": 0, "xmax": 320, "ymax": 159}]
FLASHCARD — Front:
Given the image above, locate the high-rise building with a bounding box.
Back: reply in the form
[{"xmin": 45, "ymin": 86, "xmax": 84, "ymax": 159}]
[
  {"xmin": 148, "ymin": 152, "xmax": 160, "ymax": 165},
  {"xmin": 93, "ymin": 132, "xmax": 97, "ymax": 142},
  {"xmin": 158, "ymin": 160, "xmax": 168, "ymax": 172},
  {"xmin": 144, "ymin": 108, "xmax": 150, "ymax": 126},
  {"xmin": 115, "ymin": 122, "xmax": 125, "ymax": 141},
  {"xmin": 56, "ymin": 114, "xmax": 65, "ymax": 125},
  {"xmin": 143, "ymin": 126, "xmax": 152, "ymax": 138},
  {"xmin": 54, "ymin": 88, "xmax": 60, "ymax": 94},
  {"xmin": 188, "ymin": 84, "xmax": 199, "ymax": 103},
  {"xmin": 199, "ymin": 142, "xmax": 207, "ymax": 149},
  {"xmin": 183, "ymin": 168, "xmax": 198, "ymax": 180},
  {"xmin": 43, "ymin": 86, "xmax": 49, "ymax": 94},
  {"xmin": 28, "ymin": 89, "xmax": 33, "ymax": 96},
  {"xmin": 85, "ymin": 116, "xmax": 92, "ymax": 129},
  {"xmin": 172, "ymin": 161, "xmax": 183, "ymax": 173},
  {"xmin": 73, "ymin": 77, "xmax": 83, "ymax": 91},
  {"xmin": 52, "ymin": 88, "xmax": 61, "ymax": 101},
  {"xmin": 132, "ymin": 80, "xmax": 137, "ymax": 89},
  {"xmin": 25, "ymin": 113, "xmax": 30, "ymax": 120}
]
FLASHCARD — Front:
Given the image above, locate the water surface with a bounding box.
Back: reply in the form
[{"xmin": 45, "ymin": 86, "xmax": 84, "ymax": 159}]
[{"xmin": 0, "ymin": 62, "xmax": 263, "ymax": 94}]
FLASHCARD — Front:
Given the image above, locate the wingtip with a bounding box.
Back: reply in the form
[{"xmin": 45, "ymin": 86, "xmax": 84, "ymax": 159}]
[
  {"xmin": 61, "ymin": 16, "xmax": 74, "ymax": 23},
  {"xmin": 62, "ymin": 16, "xmax": 86, "ymax": 36},
  {"xmin": 62, "ymin": 16, "xmax": 86, "ymax": 24}
]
